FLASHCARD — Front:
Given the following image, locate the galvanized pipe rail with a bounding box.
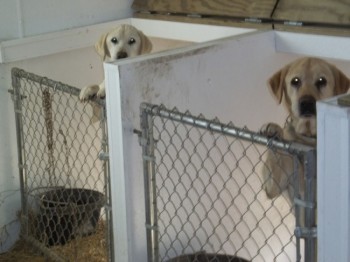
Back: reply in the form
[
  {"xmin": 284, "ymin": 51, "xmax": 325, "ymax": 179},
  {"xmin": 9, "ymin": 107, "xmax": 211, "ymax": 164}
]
[{"xmin": 140, "ymin": 103, "xmax": 314, "ymax": 155}]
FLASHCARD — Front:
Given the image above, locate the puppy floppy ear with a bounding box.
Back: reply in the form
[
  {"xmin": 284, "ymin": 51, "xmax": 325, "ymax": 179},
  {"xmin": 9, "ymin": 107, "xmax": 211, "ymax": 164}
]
[
  {"xmin": 268, "ymin": 65, "xmax": 290, "ymax": 104},
  {"xmin": 95, "ymin": 33, "xmax": 110, "ymax": 61},
  {"xmin": 331, "ymin": 65, "xmax": 350, "ymax": 95},
  {"xmin": 138, "ymin": 30, "xmax": 152, "ymax": 54}
]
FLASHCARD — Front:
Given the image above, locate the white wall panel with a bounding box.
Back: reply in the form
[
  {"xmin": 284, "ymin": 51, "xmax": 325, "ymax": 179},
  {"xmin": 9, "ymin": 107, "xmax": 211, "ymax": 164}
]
[
  {"xmin": 0, "ymin": 1, "xmax": 20, "ymax": 41},
  {"xmin": 0, "ymin": 0, "xmax": 133, "ymax": 41},
  {"xmin": 317, "ymin": 97, "xmax": 350, "ymax": 262},
  {"xmin": 21, "ymin": 0, "xmax": 133, "ymax": 37}
]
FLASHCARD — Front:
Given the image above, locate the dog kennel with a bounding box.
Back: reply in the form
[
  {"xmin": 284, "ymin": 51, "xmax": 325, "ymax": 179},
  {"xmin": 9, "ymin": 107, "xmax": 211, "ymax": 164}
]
[{"xmin": 1, "ymin": 0, "xmax": 350, "ymax": 261}]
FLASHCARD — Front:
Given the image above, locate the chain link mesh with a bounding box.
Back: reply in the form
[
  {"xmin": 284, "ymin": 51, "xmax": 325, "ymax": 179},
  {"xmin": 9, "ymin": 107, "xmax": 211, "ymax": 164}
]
[
  {"xmin": 8, "ymin": 68, "xmax": 111, "ymax": 262},
  {"xmin": 141, "ymin": 104, "xmax": 317, "ymax": 262}
]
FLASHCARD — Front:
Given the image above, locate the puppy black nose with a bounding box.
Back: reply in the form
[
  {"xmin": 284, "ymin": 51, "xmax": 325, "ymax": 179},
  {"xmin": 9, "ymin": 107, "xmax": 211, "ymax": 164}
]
[
  {"xmin": 299, "ymin": 95, "xmax": 316, "ymax": 117},
  {"xmin": 117, "ymin": 51, "xmax": 128, "ymax": 59}
]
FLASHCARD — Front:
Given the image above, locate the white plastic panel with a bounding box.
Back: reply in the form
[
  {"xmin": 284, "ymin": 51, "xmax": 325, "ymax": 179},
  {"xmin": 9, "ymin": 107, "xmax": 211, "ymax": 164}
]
[
  {"xmin": 0, "ymin": 0, "xmax": 133, "ymax": 41},
  {"xmin": 104, "ymin": 65, "xmax": 130, "ymax": 261},
  {"xmin": 317, "ymin": 96, "xmax": 350, "ymax": 262}
]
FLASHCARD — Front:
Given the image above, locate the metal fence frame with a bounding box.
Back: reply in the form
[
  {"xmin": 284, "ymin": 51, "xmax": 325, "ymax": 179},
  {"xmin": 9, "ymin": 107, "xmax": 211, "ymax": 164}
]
[
  {"xmin": 10, "ymin": 68, "xmax": 112, "ymax": 261},
  {"xmin": 140, "ymin": 103, "xmax": 317, "ymax": 262}
]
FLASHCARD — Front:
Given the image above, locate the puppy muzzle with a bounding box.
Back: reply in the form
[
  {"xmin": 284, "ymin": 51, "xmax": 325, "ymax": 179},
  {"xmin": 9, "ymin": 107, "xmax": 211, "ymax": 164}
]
[
  {"xmin": 299, "ymin": 95, "xmax": 316, "ymax": 117},
  {"xmin": 117, "ymin": 51, "xmax": 128, "ymax": 59}
]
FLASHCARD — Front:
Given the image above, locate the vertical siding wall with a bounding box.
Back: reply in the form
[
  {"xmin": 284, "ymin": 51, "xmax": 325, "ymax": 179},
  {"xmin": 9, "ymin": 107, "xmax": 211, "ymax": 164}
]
[{"xmin": 0, "ymin": 0, "xmax": 133, "ymax": 41}]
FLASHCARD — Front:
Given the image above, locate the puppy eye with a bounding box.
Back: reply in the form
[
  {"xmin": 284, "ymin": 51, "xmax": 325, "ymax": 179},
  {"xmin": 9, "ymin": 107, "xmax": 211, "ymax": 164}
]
[
  {"xmin": 290, "ymin": 77, "xmax": 301, "ymax": 88},
  {"xmin": 128, "ymin": 38, "xmax": 136, "ymax": 45},
  {"xmin": 315, "ymin": 77, "xmax": 327, "ymax": 89},
  {"xmin": 111, "ymin": 37, "xmax": 118, "ymax": 44}
]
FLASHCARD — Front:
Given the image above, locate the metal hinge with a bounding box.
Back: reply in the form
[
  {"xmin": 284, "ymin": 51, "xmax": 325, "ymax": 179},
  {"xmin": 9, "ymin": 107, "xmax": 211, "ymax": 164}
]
[
  {"xmin": 8, "ymin": 89, "xmax": 15, "ymax": 102},
  {"xmin": 295, "ymin": 227, "xmax": 317, "ymax": 238},
  {"xmin": 134, "ymin": 129, "xmax": 146, "ymax": 146},
  {"xmin": 244, "ymin": 18, "xmax": 263, "ymax": 24},
  {"xmin": 138, "ymin": 10, "xmax": 152, "ymax": 15},
  {"xmin": 98, "ymin": 151, "xmax": 109, "ymax": 161},
  {"xmin": 294, "ymin": 197, "xmax": 316, "ymax": 209},
  {"xmin": 8, "ymin": 89, "xmax": 27, "ymax": 100},
  {"xmin": 187, "ymin": 13, "xmax": 202, "ymax": 19},
  {"xmin": 284, "ymin": 21, "xmax": 303, "ymax": 27}
]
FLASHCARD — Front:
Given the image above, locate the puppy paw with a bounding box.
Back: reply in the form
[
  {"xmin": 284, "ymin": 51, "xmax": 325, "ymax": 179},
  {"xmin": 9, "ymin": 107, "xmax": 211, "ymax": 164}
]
[
  {"xmin": 79, "ymin": 85, "xmax": 100, "ymax": 101},
  {"xmin": 96, "ymin": 88, "xmax": 106, "ymax": 99},
  {"xmin": 260, "ymin": 123, "xmax": 284, "ymax": 139}
]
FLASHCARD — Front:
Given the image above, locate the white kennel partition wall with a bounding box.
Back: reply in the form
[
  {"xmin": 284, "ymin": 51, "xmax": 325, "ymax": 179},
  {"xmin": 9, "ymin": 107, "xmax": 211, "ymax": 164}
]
[
  {"xmin": 102, "ymin": 21, "xmax": 259, "ymax": 262},
  {"xmin": 317, "ymin": 95, "xmax": 350, "ymax": 262},
  {"xmin": 104, "ymin": 29, "xmax": 350, "ymax": 261}
]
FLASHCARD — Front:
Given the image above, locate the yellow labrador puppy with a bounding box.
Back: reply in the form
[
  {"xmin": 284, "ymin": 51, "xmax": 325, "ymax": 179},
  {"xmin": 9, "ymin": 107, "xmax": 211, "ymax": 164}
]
[
  {"xmin": 261, "ymin": 57, "xmax": 349, "ymax": 202},
  {"xmin": 79, "ymin": 24, "xmax": 152, "ymax": 101}
]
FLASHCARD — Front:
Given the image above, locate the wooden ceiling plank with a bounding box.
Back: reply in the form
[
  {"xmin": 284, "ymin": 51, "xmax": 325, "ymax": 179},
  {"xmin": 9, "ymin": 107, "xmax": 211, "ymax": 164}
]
[
  {"xmin": 273, "ymin": 0, "xmax": 350, "ymax": 25},
  {"xmin": 133, "ymin": 0, "xmax": 277, "ymax": 19}
]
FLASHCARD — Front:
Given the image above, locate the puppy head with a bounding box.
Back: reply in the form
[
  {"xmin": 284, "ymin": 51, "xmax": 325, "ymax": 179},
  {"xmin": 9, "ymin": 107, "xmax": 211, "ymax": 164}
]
[
  {"xmin": 268, "ymin": 57, "xmax": 350, "ymax": 136},
  {"xmin": 95, "ymin": 24, "xmax": 152, "ymax": 62}
]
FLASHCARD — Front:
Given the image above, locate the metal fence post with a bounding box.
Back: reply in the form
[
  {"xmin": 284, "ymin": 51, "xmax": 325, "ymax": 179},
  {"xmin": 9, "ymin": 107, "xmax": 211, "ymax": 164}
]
[
  {"xmin": 99, "ymin": 104, "xmax": 115, "ymax": 262},
  {"xmin": 303, "ymin": 149, "xmax": 317, "ymax": 262},
  {"xmin": 140, "ymin": 105, "xmax": 159, "ymax": 262},
  {"xmin": 11, "ymin": 70, "xmax": 28, "ymax": 236},
  {"xmin": 293, "ymin": 156, "xmax": 302, "ymax": 262}
]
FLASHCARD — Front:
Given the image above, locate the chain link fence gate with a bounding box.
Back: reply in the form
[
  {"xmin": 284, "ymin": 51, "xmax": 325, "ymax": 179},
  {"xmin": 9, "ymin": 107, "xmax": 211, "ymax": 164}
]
[
  {"xmin": 8, "ymin": 68, "xmax": 112, "ymax": 261},
  {"xmin": 139, "ymin": 103, "xmax": 317, "ymax": 262}
]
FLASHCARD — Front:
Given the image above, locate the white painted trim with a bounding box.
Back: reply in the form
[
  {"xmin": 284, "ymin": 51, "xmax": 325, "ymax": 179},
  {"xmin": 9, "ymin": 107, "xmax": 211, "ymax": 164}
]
[
  {"xmin": 274, "ymin": 31, "xmax": 350, "ymax": 61},
  {"xmin": 317, "ymin": 96, "xmax": 350, "ymax": 262},
  {"xmin": 104, "ymin": 63, "xmax": 129, "ymax": 261},
  {"xmin": 130, "ymin": 18, "xmax": 256, "ymax": 42}
]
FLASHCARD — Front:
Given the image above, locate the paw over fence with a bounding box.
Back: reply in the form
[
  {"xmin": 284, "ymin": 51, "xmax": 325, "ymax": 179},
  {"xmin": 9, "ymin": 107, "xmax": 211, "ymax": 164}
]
[
  {"xmin": 9, "ymin": 68, "xmax": 112, "ymax": 262},
  {"xmin": 139, "ymin": 103, "xmax": 317, "ymax": 262}
]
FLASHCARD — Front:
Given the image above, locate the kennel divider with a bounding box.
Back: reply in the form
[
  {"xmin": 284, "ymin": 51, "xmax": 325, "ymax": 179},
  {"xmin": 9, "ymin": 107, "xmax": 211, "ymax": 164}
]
[
  {"xmin": 140, "ymin": 103, "xmax": 317, "ymax": 262},
  {"xmin": 10, "ymin": 68, "xmax": 113, "ymax": 261},
  {"xmin": 317, "ymin": 96, "xmax": 350, "ymax": 262}
]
